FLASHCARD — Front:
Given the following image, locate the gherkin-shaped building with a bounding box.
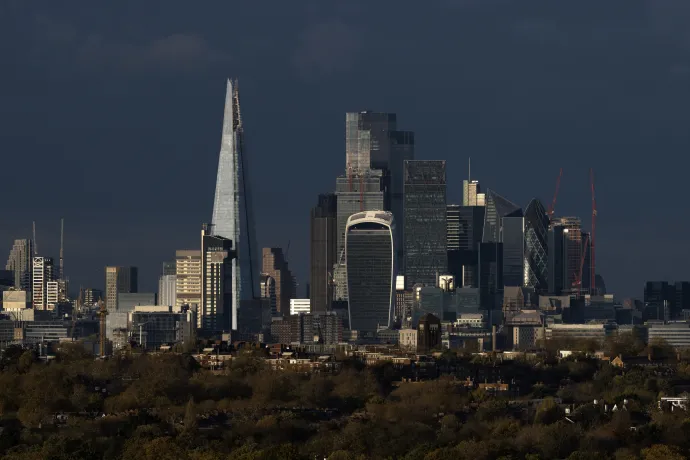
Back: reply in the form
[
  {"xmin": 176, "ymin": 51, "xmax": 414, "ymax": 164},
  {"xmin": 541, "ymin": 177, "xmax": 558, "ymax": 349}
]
[{"xmin": 523, "ymin": 199, "xmax": 549, "ymax": 291}]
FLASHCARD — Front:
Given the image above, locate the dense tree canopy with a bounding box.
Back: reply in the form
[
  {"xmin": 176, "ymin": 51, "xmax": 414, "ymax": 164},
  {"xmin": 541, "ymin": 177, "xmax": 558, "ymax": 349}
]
[{"xmin": 0, "ymin": 342, "xmax": 688, "ymax": 459}]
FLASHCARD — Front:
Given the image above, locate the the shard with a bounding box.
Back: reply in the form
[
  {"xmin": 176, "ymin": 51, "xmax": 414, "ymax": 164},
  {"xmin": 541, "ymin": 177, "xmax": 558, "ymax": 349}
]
[{"xmin": 211, "ymin": 79, "xmax": 258, "ymax": 330}]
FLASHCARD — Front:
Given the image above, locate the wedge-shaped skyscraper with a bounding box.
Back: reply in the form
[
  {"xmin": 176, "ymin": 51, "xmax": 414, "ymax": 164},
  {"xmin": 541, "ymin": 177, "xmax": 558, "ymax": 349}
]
[{"xmin": 211, "ymin": 79, "xmax": 258, "ymax": 330}]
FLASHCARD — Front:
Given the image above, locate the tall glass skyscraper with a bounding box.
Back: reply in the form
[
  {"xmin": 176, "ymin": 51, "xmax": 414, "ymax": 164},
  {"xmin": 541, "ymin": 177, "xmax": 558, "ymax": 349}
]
[
  {"xmin": 502, "ymin": 210, "xmax": 525, "ymax": 287},
  {"xmin": 404, "ymin": 160, "xmax": 447, "ymax": 288},
  {"xmin": 346, "ymin": 211, "xmax": 395, "ymax": 333},
  {"xmin": 523, "ymin": 199, "xmax": 549, "ymax": 292},
  {"xmin": 211, "ymin": 79, "xmax": 258, "ymax": 330}
]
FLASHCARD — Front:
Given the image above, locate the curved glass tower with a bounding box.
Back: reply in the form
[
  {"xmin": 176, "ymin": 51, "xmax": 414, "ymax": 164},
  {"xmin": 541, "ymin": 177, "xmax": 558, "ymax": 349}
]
[
  {"xmin": 523, "ymin": 198, "xmax": 549, "ymax": 291},
  {"xmin": 211, "ymin": 79, "xmax": 258, "ymax": 330},
  {"xmin": 346, "ymin": 211, "xmax": 395, "ymax": 333}
]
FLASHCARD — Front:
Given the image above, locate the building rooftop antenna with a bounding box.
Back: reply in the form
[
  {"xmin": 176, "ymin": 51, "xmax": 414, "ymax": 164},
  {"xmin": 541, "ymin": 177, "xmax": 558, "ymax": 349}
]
[
  {"xmin": 59, "ymin": 218, "xmax": 64, "ymax": 280},
  {"xmin": 32, "ymin": 221, "xmax": 38, "ymax": 256}
]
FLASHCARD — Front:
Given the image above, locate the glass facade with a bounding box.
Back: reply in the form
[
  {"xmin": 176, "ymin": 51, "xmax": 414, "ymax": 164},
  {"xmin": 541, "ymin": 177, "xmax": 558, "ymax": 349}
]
[
  {"xmin": 346, "ymin": 212, "xmax": 395, "ymax": 333},
  {"xmin": 211, "ymin": 79, "xmax": 258, "ymax": 330},
  {"xmin": 502, "ymin": 212, "xmax": 525, "ymax": 287},
  {"xmin": 404, "ymin": 160, "xmax": 447, "ymax": 288},
  {"xmin": 201, "ymin": 233, "xmax": 234, "ymax": 332},
  {"xmin": 482, "ymin": 189, "xmax": 520, "ymax": 243},
  {"xmin": 523, "ymin": 199, "xmax": 549, "ymax": 292},
  {"xmin": 310, "ymin": 194, "xmax": 337, "ymax": 313}
]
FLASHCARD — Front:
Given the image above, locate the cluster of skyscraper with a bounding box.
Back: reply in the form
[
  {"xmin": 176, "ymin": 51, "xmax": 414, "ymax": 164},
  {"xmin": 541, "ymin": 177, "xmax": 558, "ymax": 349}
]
[{"xmin": 309, "ymin": 111, "xmax": 602, "ymax": 337}]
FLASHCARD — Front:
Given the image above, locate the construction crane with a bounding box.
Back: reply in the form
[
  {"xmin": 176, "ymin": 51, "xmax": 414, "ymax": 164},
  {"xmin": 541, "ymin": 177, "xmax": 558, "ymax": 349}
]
[
  {"xmin": 97, "ymin": 299, "xmax": 108, "ymax": 357},
  {"xmin": 590, "ymin": 168, "xmax": 597, "ymax": 294},
  {"xmin": 548, "ymin": 168, "xmax": 563, "ymax": 218}
]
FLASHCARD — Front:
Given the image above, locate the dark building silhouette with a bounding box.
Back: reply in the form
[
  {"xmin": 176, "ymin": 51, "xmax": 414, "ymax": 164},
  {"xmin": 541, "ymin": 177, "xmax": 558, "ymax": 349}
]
[
  {"xmin": 310, "ymin": 193, "xmax": 337, "ymax": 313},
  {"xmin": 523, "ymin": 199, "xmax": 549, "ymax": 293},
  {"xmin": 478, "ymin": 242, "xmax": 503, "ymax": 318},
  {"xmin": 502, "ymin": 210, "xmax": 525, "ymax": 287},
  {"xmin": 548, "ymin": 224, "xmax": 567, "ymax": 295},
  {"xmin": 404, "ymin": 160, "xmax": 447, "ymax": 288},
  {"xmin": 644, "ymin": 281, "xmax": 674, "ymax": 321},
  {"xmin": 417, "ymin": 313, "xmax": 442, "ymax": 352},
  {"xmin": 262, "ymin": 248, "xmax": 295, "ymax": 316},
  {"xmin": 482, "ymin": 189, "xmax": 520, "ymax": 243},
  {"xmin": 447, "ymin": 205, "xmax": 485, "ymax": 288}
]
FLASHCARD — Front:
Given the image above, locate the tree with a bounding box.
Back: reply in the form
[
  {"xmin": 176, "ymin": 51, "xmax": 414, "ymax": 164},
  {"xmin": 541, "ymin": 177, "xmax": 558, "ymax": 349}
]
[
  {"xmin": 183, "ymin": 397, "xmax": 198, "ymax": 435},
  {"xmin": 641, "ymin": 444, "xmax": 686, "ymax": 460}
]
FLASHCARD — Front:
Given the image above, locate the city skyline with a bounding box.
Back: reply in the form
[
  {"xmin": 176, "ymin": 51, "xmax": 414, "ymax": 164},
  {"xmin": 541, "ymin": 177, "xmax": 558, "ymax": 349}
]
[{"xmin": 4, "ymin": 2, "xmax": 690, "ymax": 299}]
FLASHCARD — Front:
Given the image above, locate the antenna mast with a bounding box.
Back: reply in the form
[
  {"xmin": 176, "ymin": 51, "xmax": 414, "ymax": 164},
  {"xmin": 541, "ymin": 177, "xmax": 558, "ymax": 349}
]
[
  {"xmin": 59, "ymin": 218, "xmax": 64, "ymax": 280},
  {"xmin": 32, "ymin": 221, "xmax": 38, "ymax": 255}
]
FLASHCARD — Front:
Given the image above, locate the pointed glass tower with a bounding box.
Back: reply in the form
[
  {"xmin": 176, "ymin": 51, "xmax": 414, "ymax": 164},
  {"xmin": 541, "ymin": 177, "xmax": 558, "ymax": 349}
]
[{"xmin": 211, "ymin": 79, "xmax": 258, "ymax": 330}]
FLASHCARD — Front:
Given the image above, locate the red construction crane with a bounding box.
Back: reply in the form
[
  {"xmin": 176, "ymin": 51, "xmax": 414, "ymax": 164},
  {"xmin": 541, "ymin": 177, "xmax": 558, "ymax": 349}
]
[
  {"xmin": 590, "ymin": 168, "xmax": 597, "ymax": 294},
  {"xmin": 548, "ymin": 168, "xmax": 563, "ymax": 218}
]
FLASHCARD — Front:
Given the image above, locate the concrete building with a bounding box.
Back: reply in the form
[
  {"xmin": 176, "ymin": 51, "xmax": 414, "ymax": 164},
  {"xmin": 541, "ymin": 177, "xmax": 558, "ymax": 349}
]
[
  {"xmin": 399, "ymin": 328, "xmax": 418, "ymax": 350},
  {"xmin": 117, "ymin": 293, "xmax": 157, "ymax": 313},
  {"xmin": 648, "ymin": 323, "xmax": 690, "ymax": 349},
  {"xmin": 262, "ymin": 248, "xmax": 295, "ymax": 316},
  {"xmin": 130, "ymin": 305, "xmax": 196, "ymax": 351},
  {"xmin": 32, "ymin": 257, "xmax": 54, "ymax": 310},
  {"xmin": 175, "ymin": 250, "xmax": 201, "ymax": 312},
  {"xmin": 290, "ymin": 298, "xmax": 311, "ymax": 316},
  {"xmin": 546, "ymin": 323, "xmax": 616, "ymax": 342},
  {"xmin": 46, "ymin": 281, "xmax": 59, "ymax": 310},
  {"xmin": 105, "ymin": 266, "xmax": 138, "ymax": 311},
  {"xmin": 158, "ymin": 274, "xmax": 177, "ymax": 308}
]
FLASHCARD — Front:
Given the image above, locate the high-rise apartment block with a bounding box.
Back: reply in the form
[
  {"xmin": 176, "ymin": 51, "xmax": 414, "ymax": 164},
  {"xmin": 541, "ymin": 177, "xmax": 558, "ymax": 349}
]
[
  {"xmin": 262, "ymin": 248, "xmax": 295, "ymax": 316},
  {"xmin": 201, "ymin": 227, "xmax": 236, "ymax": 331},
  {"xmin": 105, "ymin": 266, "xmax": 138, "ymax": 311},
  {"xmin": 310, "ymin": 193, "xmax": 337, "ymax": 313},
  {"xmin": 346, "ymin": 211, "xmax": 395, "ymax": 334},
  {"xmin": 404, "ymin": 160, "xmax": 447, "ymax": 288},
  {"xmin": 5, "ymin": 239, "xmax": 34, "ymax": 291},
  {"xmin": 211, "ymin": 79, "xmax": 259, "ymax": 328},
  {"xmin": 32, "ymin": 256, "xmax": 54, "ymax": 310},
  {"xmin": 175, "ymin": 250, "xmax": 202, "ymax": 312}
]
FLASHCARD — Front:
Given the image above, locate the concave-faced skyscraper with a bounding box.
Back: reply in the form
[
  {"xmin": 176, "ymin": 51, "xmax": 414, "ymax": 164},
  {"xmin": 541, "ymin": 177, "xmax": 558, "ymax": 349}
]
[{"xmin": 211, "ymin": 79, "xmax": 258, "ymax": 330}]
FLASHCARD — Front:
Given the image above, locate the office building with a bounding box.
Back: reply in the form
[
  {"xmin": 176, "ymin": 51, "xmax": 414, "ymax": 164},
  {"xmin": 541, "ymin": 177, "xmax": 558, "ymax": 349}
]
[
  {"xmin": 523, "ymin": 199, "xmax": 549, "ymax": 292},
  {"xmin": 310, "ymin": 193, "xmax": 337, "ymax": 313},
  {"xmin": 105, "ymin": 266, "xmax": 138, "ymax": 311},
  {"xmin": 290, "ymin": 299, "xmax": 311, "ymax": 316},
  {"xmin": 32, "ymin": 256, "xmax": 54, "ymax": 310},
  {"xmin": 201, "ymin": 227, "xmax": 236, "ymax": 332},
  {"xmin": 131, "ymin": 305, "xmax": 196, "ymax": 351},
  {"xmin": 262, "ymin": 248, "xmax": 295, "ymax": 316},
  {"xmin": 501, "ymin": 210, "xmax": 525, "ymax": 287},
  {"xmin": 552, "ymin": 217, "xmax": 583, "ymax": 294},
  {"xmin": 478, "ymin": 242, "xmax": 503, "ymax": 315},
  {"xmin": 648, "ymin": 323, "xmax": 690, "ymax": 349},
  {"xmin": 482, "ymin": 189, "xmax": 520, "ymax": 243},
  {"xmin": 83, "ymin": 288, "xmax": 103, "ymax": 307},
  {"xmin": 404, "ymin": 160, "xmax": 447, "ymax": 288},
  {"xmin": 175, "ymin": 250, "xmax": 202, "ymax": 312},
  {"xmin": 117, "ymin": 293, "xmax": 157, "ymax": 312},
  {"xmin": 46, "ymin": 281, "xmax": 59, "ymax": 310},
  {"xmin": 346, "ymin": 211, "xmax": 395, "ymax": 333},
  {"xmin": 211, "ymin": 79, "xmax": 259, "ymax": 330},
  {"xmin": 548, "ymin": 224, "xmax": 567, "ymax": 295},
  {"xmin": 5, "ymin": 239, "xmax": 34, "ymax": 291},
  {"xmin": 447, "ymin": 205, "xmax": 485, "ymax": 288},
  {"xmin": 462, "ymin": 180, "xmax": 482, "ymax": 206},
  {"xmin": 333, "ymin": 172, "xmax": 385, "ymax": 300},
  {"xmin": 260, "ymin": 274, "xmax": 277, "ymax": 317},
  {"xmin": 158, "ymin": 274, "xmax": 177, "ymax": 308},
  {"xmin": 417, "ymin": 313, "xmax": 442, "ymax": 352},
  {"xmin": 162, "ymin": 261, "xmax": 176, "ymax": 276}
]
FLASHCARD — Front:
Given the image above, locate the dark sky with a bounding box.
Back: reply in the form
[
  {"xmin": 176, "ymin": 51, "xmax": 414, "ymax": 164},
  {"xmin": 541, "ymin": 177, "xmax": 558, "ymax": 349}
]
[{"xmin": 2, "ymin": 0, "xmax": 689, "ymax": 299}]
